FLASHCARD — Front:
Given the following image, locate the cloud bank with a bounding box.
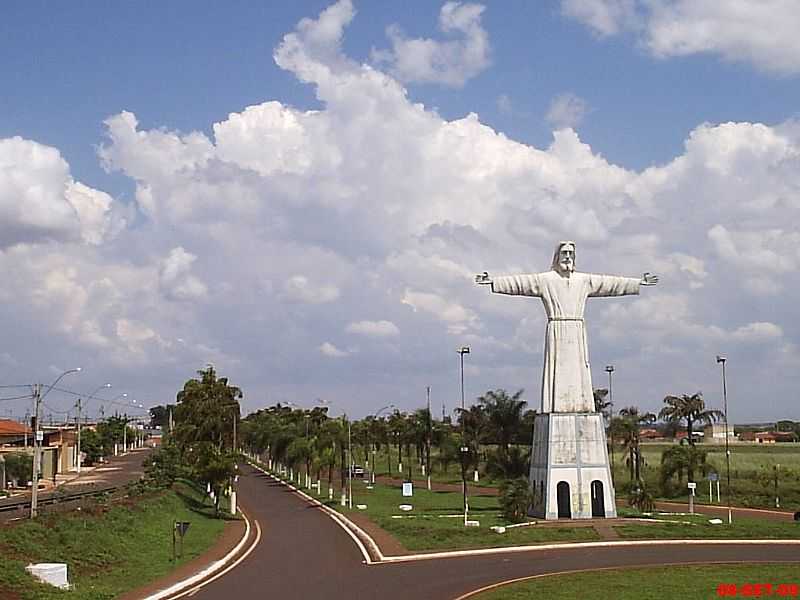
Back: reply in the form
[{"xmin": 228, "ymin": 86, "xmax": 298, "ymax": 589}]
[{"xmin": 2, "ymin": 1, "xmax": 798, "ymax": 420}]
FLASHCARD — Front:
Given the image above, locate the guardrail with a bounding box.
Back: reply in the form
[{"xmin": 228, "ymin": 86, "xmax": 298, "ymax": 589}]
[{"xmin": 0, "ymin": 485, "xmax": 119, "ymax": 515}]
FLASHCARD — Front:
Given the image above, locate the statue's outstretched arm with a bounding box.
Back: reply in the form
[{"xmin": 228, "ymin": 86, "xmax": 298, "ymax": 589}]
[{"xmin": 641, "ymin": 272, "xmax": 659, "ymax": 286}]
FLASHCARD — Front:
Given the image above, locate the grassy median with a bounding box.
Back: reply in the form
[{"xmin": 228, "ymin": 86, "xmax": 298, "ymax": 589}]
[
  {"xmin": 470, "ymin": 564, "xmax": 800, "ymax": 600},
  {"xmin": 0, "ymin": 481, "xmax": 227, "ymax": 600}
]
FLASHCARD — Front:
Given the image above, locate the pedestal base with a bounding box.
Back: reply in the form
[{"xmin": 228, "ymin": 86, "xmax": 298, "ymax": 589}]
[{"xmin": 528, "ymin": 413, "xmax": 616, "ymax": 520}]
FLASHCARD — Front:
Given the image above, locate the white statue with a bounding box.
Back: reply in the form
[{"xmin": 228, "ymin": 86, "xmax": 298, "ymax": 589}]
[{"xmin": 476, "ymin": 241, "xmax": 658, "ymax": 413}]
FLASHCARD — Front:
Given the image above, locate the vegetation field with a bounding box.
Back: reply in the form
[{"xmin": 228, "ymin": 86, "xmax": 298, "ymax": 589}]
[
  {"xmin": 613, "ymin": 512, "xmax": 800, "ymax": 540},
  {"xmin": 619, "ymin": 443, "xmax": 800, "ymax": 509},
  {"xmin": 0, "ymin": 481, "xmax": 227, "ymax": 600},
  {"xmin": 266, "ymin": 465, "xmax": 800, "ymax": 554},
  {"xmin": 470, "ymin": 564, "xmax": 800, "ymax": 600}
]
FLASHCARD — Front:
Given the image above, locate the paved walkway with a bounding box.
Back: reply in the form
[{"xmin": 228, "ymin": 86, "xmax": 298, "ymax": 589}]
[{"xmin": 178, "ymin": 465, "xmax": 800, "ymax": 600}]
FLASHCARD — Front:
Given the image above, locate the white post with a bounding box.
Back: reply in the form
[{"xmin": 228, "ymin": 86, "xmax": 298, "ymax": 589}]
[
  {"xmin": 329, "ymin": 487, "xmax": 333, "ymax": 500},
  {"xmin": 474, "ymin": 470, "xmax": 479, "ymax": 483},
  {"xmin": 716, "ymin": 480, "xmax": 721, "ymax": 503},
  {"xmin": 230, "ymin": 490, "xmax": 237, "ymax": 515}
]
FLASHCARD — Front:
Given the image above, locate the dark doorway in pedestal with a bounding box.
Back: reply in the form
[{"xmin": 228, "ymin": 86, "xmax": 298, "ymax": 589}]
[
  {"xmin": 591, "ymin": 480, "xmax": 605, "ymax": 517},
  {"xmin": 556, "ymin": 481, "xmax": 571, "ymax": 518}
]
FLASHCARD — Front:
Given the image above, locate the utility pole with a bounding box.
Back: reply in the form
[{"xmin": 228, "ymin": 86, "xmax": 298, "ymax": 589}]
[
  {"xmin": 75, "ymin": 398, "xmax": 83, "ymax": 474},
  {"xmin": 31, "ymin": 384, "xmax": 42, "ymax": 518}
]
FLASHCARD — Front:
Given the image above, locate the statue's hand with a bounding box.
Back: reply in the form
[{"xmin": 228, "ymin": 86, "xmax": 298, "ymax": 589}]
[
  {"xmin": 475, "ymin": 271, "xmax": 492, "ymax": 285},
  {"xmin": 641, "ymin": 272, "xmax": 659, "ymax": 286}
]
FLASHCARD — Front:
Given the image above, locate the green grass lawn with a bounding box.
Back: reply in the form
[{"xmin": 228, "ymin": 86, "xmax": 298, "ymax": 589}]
[
  {"xmin": 471, "ymin": 564, "xmax": 800, "ymax": 600},
  {"xmin": 0, "ymin": 481, "xmax": 228, "ymax": 600},
  {"xmin": 264, "ymin": 463, "xmax": 800, "ymax": 553},
  {"xmin": 614, "ymin": 512, "xmax": 800, "ymax": 540},
  {"xmin": 270, "ymin": 468, "xmax": 599, "ymax": 551}
]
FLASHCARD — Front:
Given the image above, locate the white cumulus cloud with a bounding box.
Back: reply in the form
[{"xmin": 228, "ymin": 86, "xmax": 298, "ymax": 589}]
[
  {"xmin": 372, "ymin": 2, "xmax": 491, "ymax": 87},
  {"xmin": 562, "ymin": 0, "xmax": 800, "ymax": 75},
  {"xmin": 346, "ymin": 320, "xmax": 400, "ymax": 337}
]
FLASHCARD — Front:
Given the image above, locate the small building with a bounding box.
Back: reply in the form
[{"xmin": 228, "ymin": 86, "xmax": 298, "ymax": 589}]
[
  {"xmin": 703, "ymin": 423, "xmax": 735, "ymax": 444},
  {"xmin": 0, "ymin": 419, "xmax": 32, "ymax": 446},
  {"xmin": 639, "ymin": 428, "xmax": 662, "ymax": 440}
]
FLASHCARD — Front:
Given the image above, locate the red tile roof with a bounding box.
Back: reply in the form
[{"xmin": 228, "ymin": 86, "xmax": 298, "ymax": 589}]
[{"xmin": 0, "ymin": 419, "xmax": 32, "ymax": 435}]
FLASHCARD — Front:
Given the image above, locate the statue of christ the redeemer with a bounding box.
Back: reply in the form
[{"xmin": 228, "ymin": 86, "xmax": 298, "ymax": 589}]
[{"xmin": 475, "ymin": 241, "xmax": 658, "ymax": 414}]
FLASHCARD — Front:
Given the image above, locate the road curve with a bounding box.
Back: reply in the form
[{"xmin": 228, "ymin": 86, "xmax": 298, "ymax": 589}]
[{"xmin": 187, "ymin": 465, "xmax": 800, "ymax": 600}]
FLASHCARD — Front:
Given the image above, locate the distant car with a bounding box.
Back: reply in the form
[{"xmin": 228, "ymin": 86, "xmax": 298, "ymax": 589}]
[{"xmin": 349, "ymin": 465, "xmax": 365, "ymax": 478}]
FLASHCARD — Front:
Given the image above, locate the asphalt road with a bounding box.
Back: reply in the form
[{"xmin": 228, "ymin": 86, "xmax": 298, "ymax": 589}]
[
  {"xmin": 0, "ymin": 447, "xmax": 151, "ymax": 519},
  {"xmin": 187, "ymin": 465, "xmax": 800, "ymax": 600}
]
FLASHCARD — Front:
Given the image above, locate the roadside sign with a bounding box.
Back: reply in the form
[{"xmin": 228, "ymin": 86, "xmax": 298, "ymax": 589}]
[
  {"xmin": 402, "ymin": 482, "xmax": 413, "ymax": 497},
  {"xmin": 35, "ymin": 431, "xmax": 43, "ymax": 442},
  {"xmin": 687, "ymin": 482, "xmax": 696, "ymax": 490},
  {"xmin": 175, "ymin": 521, "xmax": 190, "ymax": 537},
  {"xmin": 708, "ymin": 473, "xmax": 719, "ymax": 482}
]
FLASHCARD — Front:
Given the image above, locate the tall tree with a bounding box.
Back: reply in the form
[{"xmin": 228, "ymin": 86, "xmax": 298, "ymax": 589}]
[
  {"xmin": 478, "ymin": 389, "xmax": 526, "ymax": 459},
  {"xmin": 610, "ymin": 406, "xmax": 656, "ymax": 482},
  {"xmin": 174, "ymin": 366, "xmax": 242, "ymax": 451},
  {"xmin": 659, "ymin": 393, "xmax": 723, "ymax": 446}
]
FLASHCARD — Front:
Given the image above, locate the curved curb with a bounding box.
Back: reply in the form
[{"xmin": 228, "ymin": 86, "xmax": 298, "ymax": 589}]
[
  {"xmin": 378, "ymin": 537, "xmax": 800, "ymax": 564},
  {"xmin": 141, "ymin": 507, "xmax": 254, "ymax": 600},
  {"xmin": 251, "ymin": 463, "xmax": 800, "ymax": 567},
  {"xmin": 451, "ymin": 560, "xmax": 800, "ymax": 600},
  {"xmin": 249, "ymin": 462, "xmax": 381, "ymax": 563}
]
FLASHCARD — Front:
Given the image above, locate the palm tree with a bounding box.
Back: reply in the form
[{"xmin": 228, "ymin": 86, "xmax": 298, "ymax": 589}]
[
  {"xmin": 659, "ymin": 393, "xmax": 723, "ymax": 446},
  {"xmin": 593, "ymin": 388, "xmax": 611, "ymax": 421},
  {"xmin": 478, "ymin": 389, "xmax": 526, "ymax": 460},
  {"xmin": 610, "ymin": 406, "xmax": 656, "ymax": 482},
  {"xmin": 660, "ymin": 445, "xmax": 712, "ymax": 495}
]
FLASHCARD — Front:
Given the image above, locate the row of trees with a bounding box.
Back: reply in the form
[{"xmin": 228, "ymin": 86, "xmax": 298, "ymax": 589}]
[{"xmin": 239, "ymin": 389, "xmax": 537, "ymax": 496}]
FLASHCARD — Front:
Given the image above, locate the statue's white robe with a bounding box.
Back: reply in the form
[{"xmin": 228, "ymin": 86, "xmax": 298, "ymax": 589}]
[{"xmin": 491, "ymin": 271, "xmax": 640, "ymax": 413}]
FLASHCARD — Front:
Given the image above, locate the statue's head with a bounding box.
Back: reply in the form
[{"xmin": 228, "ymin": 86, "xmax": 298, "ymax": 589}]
[{"xmin": 551, "ymin": 241, "xmax": 576, "ymax": 275}]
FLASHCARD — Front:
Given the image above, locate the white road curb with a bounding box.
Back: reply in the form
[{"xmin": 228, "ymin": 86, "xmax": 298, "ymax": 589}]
[
  {"xmin": 249, "ymin": 462, "xmax": 381, "ymax": 564},
  {"xmin": 141, "ymin": 507, "xmax": 252, "ymax": 600}
]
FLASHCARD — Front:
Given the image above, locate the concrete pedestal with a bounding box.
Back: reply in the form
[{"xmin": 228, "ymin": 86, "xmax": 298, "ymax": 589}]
[{"xmin": 528, "ymin": 412, "xmax": 616, "ymax": 520}]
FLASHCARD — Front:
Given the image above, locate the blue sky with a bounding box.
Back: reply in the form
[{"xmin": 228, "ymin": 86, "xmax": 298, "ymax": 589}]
[{"xmin": 2, "ymin": 1, "xmax": 800, "ymax": 422}]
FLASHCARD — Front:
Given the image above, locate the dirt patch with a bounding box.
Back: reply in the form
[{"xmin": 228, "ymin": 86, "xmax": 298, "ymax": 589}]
[
  {"xmin": 346, "ymin": 511, "xmax": 409, "ymax": 557},
  {"xmin": 0, "ymin": 586, "xmax": 22, "ymax": 600},
  {"xmin": 117, "ymin": 517, "xmax": 246, "ymax": 600}
]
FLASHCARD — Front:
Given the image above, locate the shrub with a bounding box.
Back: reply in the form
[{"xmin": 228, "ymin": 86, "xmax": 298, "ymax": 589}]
[{"xmin": 499, "ymin": 478, "xmax": 533, "ymax": 523}]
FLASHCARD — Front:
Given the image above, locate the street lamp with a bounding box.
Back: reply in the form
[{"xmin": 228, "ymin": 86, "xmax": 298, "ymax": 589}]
[
  {"xmin": 370, "ymin": 404, "xmax": 395, "ymax": 484},
  {"xmin": 457, "ymin": 346, "xmax": 470, "ymax": 526},
  {"xmin": 716, "ymin": 355, "xmax": 732, "ymax": 524},
  {"xmin": 76, "ymin": 383, "xmax": 111, "ymax": 473},
  {"xmin": 605, "ymin": 365, "xmax": 615, "ymax": 472},
  {"xmin": 31, "ymin": 367, "xmax": 81, "ymax": 518}
]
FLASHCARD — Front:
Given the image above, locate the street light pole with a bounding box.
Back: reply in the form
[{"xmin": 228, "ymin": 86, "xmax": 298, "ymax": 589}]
[
  {"xmin": 370, "ymin": 404, "xmax": 395, "ymax": 484},
  {"xmin": 347, "ymin": 415, "xmax": 353, "ymax": 509},
  {"xmin": 716, "ymin": 355, "xmax": 732, "ymax": 524},
  {"xmin": 31, "ymin": 367, "xmax": 81, "ymax": 518},
  {"xmin": 457, "ymin": 346, "xmax": 470, "ymax": 526},
  {"xmin": 78, "ymin": 383, "xmax": 111, "ymax": 474},
  {"xmin": 605, "ymin": 365, "xmax": 615, "ymax": 473}
]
